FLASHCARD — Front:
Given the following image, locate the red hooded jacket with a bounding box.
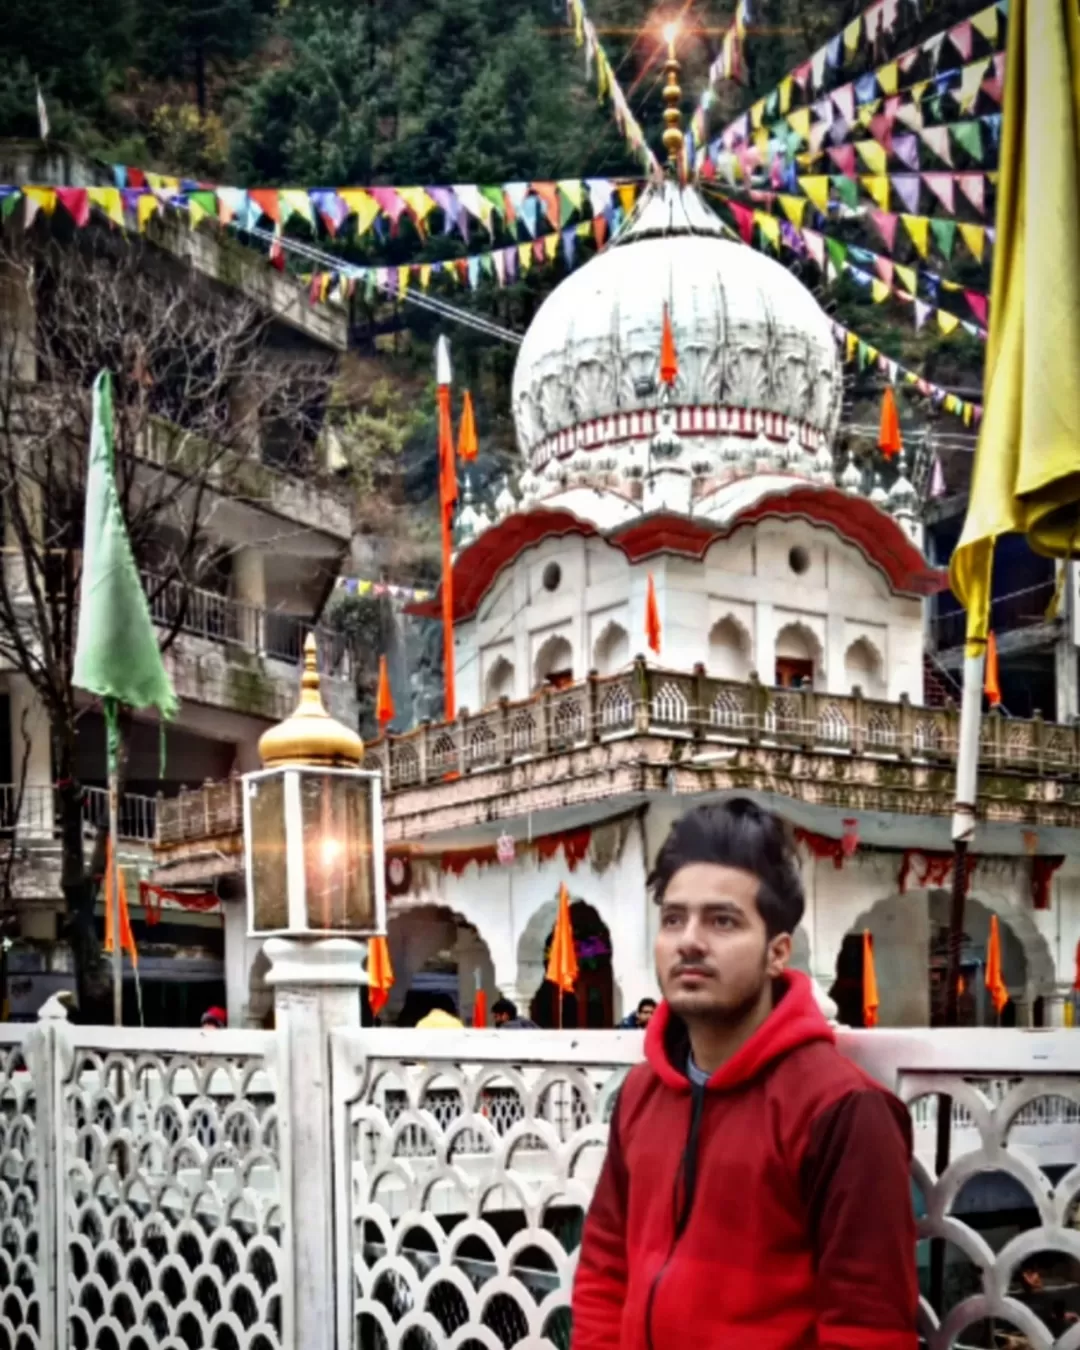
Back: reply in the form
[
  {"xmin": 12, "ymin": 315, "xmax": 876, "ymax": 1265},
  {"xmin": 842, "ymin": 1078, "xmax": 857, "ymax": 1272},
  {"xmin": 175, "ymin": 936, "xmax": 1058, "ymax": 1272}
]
[{"xmin": 572, "ymin": 972, "xmax": 918, "ymax": 1350}]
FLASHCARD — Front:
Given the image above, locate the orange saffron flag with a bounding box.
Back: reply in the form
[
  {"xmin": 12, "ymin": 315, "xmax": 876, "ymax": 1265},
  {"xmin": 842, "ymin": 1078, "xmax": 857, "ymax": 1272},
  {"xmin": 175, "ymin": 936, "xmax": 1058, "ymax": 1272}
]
[
  {"xmin": 546, "ymin": 882, "xmax": 579, "ymax": 995},
  {"xmin": 458, "ymin": 390, "xmax": 478, "ymax": 461},
  {"xmin": 473, "ymin": 988, "xmax": 488, "ymax": 1028},
  {"xmin": 376, "ymin": 654, "xmax": 395, "ymax": 726},
  {"xmin": 645, "ymin": 573, "xmax": 662, "ymax": 655},
  {"xmin": 862, "ymin": 930, "xmax": 879, "ymax": 1028},
  {"xmin": 367, "ymin": 935, "xmax": 394, "ymax": 1016},
  {"xmin": 985, "ymin": 914, "xmax": 1009, "ymax": 1014},
  {"xmin": 984, "ymin": 630, "xmax": 1001, "ymax": 706},
  {"xmin": 660, "ymin": 304, "xmax": 679, "ymax": 386},
  {"xmin": 103, "ymin": 839, "xmax": 137, "ymax": 968},
  {"xmin": 878, "ymin": 385, "xmax": 903, "ymax": 458}
]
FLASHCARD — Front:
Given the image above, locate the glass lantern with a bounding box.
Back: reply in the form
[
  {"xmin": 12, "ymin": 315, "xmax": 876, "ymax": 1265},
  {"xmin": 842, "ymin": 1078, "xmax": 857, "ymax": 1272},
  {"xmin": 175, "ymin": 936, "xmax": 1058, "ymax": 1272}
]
[{"xmin": 243, "ymin": 765, "xmax": 386, "ymax": 938}]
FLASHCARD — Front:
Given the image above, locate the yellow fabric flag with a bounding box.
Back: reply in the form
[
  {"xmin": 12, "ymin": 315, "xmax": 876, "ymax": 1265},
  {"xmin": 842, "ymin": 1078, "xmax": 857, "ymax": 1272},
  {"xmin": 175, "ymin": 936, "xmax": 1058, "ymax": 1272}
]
[
  {"xmin": 895, "ymin": 263, "xmax": 918, "ymax": 295},
  {"xmin": 750, "ymin": 99, "xmax": 766, "ymax": 129},
  {"xmin": 798, "ymin": 176, "xmax": 831, "ymax": 212},
  {"xmin": 845, "ymin": 331, "xmax": 858, "ymax": 362},
  {"xmin": 543, "ymin": 233, "xmax": 559, "ymax": 261},
  {"xmin": 340, "ymin": 189, "xmax": 380, "ymax": 237},
  {"xmin": 779, "ymin": 77, "xmax": 793, "ymax": 115},
  {"xmin": 843, "ymin": 17, "xmax": 862, "ymax": 56},
  {"xmin": 950, "ymin": 0, "xmax": 1080, "ymax": 646},
  {"xmin": 280, "ymin": 189, "xmax": 315, "ymax": 227},
  {"xmin": 787, "ymin": 107, "xmax": 811, "ymax": 143},
  {"xmin": 779, "ymin": 195, "xmax": 808, "ymax": 227},
  {"xmin": 617, "ymin": 184, "xmax": 637, "ymax": 216},
  {"xmin": 399, "ymin": 187, "xmax": 435, "ymax": 232},
  {"xmin": 856, "ymin": 141, "xmax": 888, "ymax": 176},
  {"xmin": 861, "ymin": 175, "xmax": 891, "ymax": 210},
  {"xmin": 755, "ymin": 212, "xmax": 780, "ymax": 251},
  {"xmin": 937, "ymin": 309, "xmax": 960, "ymax": 336},
  {"xmin": 871, "ymin": 279, "xmax": 891, "ymax": 304},
  {"xmin": 23, "ymin": 186, "xmax": 56, "ymax": 216},
  {"xmin": 959, "ymin": 222, "xmax": 986, "ymax": 261},
  {"xmin": 88, "ymin": 187, "xmax": 124, "ymax": 227},
  {"xmin": 902, "ymin": 214, "xmax": 930, "ymax": 258},
  {"xmin": 137, "ymin": 194, "xmax": 159, "ymax": 232},
  {"xmin": 972, "ymin": 4, "xmax": 999, "ymax": 41},
  {"xmin": 419, "ymin": 264, "xmax": 432, "ymax": 291},
  {"xmin": 518, "ymin": 242, "xmax": 533, "ymax": 273},
  {"xmin": 878, "ymin": 62, "xmax": 899, "ymax": 96}
]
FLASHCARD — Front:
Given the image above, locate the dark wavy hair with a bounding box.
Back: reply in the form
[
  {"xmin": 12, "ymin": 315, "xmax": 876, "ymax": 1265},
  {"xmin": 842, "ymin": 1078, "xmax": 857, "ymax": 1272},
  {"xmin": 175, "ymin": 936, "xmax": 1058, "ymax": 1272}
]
[{"xmin": 647, "ymin": 799, "xmax": 805, "ymax": 939}]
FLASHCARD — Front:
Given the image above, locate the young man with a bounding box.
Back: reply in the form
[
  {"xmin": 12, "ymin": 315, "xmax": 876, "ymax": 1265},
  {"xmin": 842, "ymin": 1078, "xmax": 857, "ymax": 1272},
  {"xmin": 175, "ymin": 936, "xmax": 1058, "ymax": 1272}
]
[
  {"xmin": 617, "ymin": 998, "xmax": 657, "ymax": 1030},
  {"xmin": 492, "ymin": 998, "xmax": 539, "ymax": 1029},
  {"xmin": 572, "ymin": 799, "xmax": 918, "ymax": 1350}
]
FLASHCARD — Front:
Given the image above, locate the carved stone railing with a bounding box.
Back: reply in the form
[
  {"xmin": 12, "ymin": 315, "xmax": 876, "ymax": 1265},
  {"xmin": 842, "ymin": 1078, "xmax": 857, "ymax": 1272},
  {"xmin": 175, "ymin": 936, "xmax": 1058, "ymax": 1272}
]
[
  {"xmin": 155, "ymin": 776, "xmax": 244, "ymax": 849},
  {"xmin": 360, "ymin": 658, "xmax": 1080, "ymax": 792}
]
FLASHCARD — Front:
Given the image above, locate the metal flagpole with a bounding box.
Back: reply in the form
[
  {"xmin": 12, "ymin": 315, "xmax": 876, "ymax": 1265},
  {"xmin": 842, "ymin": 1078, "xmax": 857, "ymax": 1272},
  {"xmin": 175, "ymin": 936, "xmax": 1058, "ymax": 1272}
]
[{"xmin": 108, "ymin": 766, "xmax": 123, "ymax": 1027}]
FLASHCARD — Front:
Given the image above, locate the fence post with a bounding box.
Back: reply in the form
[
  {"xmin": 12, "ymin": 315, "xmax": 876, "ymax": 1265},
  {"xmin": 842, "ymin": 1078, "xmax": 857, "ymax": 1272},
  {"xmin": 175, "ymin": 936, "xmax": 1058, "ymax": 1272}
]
[
  {"xmin": 265, "ymin": 938, "xmax": 366, "ymax": 1350},
  {"xmin": 28, "ymin": 992, "xmax": 72, "ymax": 1349}
]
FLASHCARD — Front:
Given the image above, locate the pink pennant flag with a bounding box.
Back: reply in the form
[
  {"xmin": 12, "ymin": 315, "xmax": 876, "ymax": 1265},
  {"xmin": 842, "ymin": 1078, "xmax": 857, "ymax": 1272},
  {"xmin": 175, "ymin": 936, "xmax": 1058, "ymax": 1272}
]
[
  {"xmin": 898, "ymin": 49, "xmax": 921, "ymax": 74},
  {"xmin": 831, "ymin": 86, "xmax": 855, "ymax": 123},
  {"xmin": 56, "ymin": 187, "xmax": 90, "ymax": 227},
  {"xmin": 828, "ymin": 144, "xmax": 857, "ymax": 176},
  {"xmin": 875, "ymin": 256, "xmax": 895, "ymax": 286},
  {"xmin": 370, "ymin": 187, "xmax": 407, "ymax": 233},
  {"xmin": 958, "ymin": 173, "xmax": 986, "ymax": 214},
  {"xmin": 809, "ymin": 122, "xmax": 831, "ymax": 156},
  {"xmin": 982, "ymin": 58, "xmax": 1004, "ymax": 105},
  {"xmin": 869, "ymin": 209, "xmax": 899, "ymax": 251},
  {"xmin": 869, "ymin": 115, "xmax": 894, "ymax": 152},
  {"xmin": 923, "ymin": 173, "xmax": 956, "ymax": 212},
  {"xmin": 930, "ymin": 455, "xmax": 947, "ymax": 499},
  {"xmin": 729, "ymin": 200, "xmax": 755, "ymax": 244},
  {"xmin": 802, "ymin": 229, "xmax": 826, "ymax": 267},
  {"xmin": 892, "ymin": 134, "xmax": 920, "ymax": 170},
  {"xmin": 964, "ymin": 290, "xmax": 988, "ymax": 326},
  {"xmin": 792, "ymin": 61, "xmax": 812, "ymax": 90},
  {"xmin": 948, "ymin": 20, "xmax": 974, "ymax": 61},
  {"xmin": 891, "ymin": 175, "xmax": 922, "ymax": 214},
  {"xmin": 920, "ymin": 125, "xmax": 953, "ymax": 166}
]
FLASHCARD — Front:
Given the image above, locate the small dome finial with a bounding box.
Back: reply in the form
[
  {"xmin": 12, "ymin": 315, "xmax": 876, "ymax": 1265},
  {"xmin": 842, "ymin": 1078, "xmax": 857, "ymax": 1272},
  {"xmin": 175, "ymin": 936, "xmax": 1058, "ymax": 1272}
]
[
  {"xmin": 258, "ymin": 634, "xmax": 364, "ymax": 769},
  {"xmin": 662, "ymin": 23, "xmax": 685, "ymax": 181}
]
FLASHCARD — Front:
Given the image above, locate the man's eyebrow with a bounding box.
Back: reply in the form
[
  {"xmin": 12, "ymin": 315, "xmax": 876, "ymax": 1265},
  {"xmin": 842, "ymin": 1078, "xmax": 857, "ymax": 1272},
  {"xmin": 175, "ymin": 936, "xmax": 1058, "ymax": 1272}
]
[{"xmin": 661, "ymin": 899, "xmax": 746, "ymax": 916}]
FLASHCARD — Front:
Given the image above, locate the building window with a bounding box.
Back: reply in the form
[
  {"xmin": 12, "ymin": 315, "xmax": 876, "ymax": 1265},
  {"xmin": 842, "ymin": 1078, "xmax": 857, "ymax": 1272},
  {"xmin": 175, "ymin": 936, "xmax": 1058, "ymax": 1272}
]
[
  {"xmin": 534, "ymin": 634, "xmax": 573, "ymax": 689},
  {"xmin": 484, "ymin": 656, "xmax": 516, "ymax": 705},
  {"xmin": 788, "ymin": 546, "xmax": 810, "ymax": 575},
  {"xmin": 775, "ymin": 622, "xmax": 821, "ymax": 689},
  {"xmin": 542, "ymin": 562, "xmax": 562, "ymax": 593},
  {"xmin": 593, "ymin": 622, "xmax": 630, "ymax": 676},
  {"xmin": 707, "ymin": 616, "xmax": 752, "ymax": 681}
]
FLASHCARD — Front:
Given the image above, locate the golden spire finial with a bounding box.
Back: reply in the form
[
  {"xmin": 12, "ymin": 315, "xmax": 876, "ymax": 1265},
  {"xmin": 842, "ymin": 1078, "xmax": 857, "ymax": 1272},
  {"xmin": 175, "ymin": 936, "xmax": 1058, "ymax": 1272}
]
[
  {"xmin": 257, "ymin": 633, "xmax": 364, "ymax": 769},
  {"xmin": 662, "ymin": 22, "xmax": 685, "ymax": 180}
]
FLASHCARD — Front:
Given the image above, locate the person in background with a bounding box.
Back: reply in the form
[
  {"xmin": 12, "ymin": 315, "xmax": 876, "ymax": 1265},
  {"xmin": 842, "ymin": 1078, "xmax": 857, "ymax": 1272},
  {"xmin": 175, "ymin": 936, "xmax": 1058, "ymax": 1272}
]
[
  {"xmin": 572, "ymin": 798, "xmax": 918, "ymax": 1350},
  {"xmin": 415, "ymin": 993, "xmax": 464, "ymax": 1029},
  {"xmin": 492, "ymin": 997, "xmax": 539, "ymax": 1029},
  {"xmin": 617, "ymin": 998, "xmax": 657, "ymax": 1030},
  {"xmin": 201, "ymin": 1006, "xmax": 227, "ymax": 1030}
]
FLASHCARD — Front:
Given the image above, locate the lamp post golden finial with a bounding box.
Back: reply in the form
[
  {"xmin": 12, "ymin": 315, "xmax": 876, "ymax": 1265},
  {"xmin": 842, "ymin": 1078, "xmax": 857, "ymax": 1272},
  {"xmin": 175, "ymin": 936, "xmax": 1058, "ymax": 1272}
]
[
  {"xmin": 257, "ymin": 633, "xmax": 364, "ymax": 769},
  {"xmin": 661, "ymin": 21, "xmax": 685, "ymax": 181}
]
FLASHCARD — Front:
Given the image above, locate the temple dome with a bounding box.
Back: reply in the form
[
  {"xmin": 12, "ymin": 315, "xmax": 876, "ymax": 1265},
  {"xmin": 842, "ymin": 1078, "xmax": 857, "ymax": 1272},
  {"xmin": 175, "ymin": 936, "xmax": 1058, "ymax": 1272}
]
[{"xmin": 511, "ymin": 181, "xmax": 843, "ymax": 486}]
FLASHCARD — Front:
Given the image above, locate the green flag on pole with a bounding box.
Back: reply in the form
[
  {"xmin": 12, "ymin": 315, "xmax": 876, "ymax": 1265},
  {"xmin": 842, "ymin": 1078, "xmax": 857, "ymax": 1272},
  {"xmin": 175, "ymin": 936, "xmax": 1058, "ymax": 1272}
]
[{"xmin": 73, "ymin": 370, "xmax": 178, "ymax": 762}]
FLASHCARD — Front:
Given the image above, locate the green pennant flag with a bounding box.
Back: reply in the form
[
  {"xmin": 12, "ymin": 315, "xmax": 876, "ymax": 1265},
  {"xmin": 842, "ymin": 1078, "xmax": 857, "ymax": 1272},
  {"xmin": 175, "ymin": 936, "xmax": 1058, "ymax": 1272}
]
[
  {"xmin": 825, "ymin": 236, "xmax": 849, "ymax": 272},
  {"xmin": 951, "ymin": 120, "xmax": 985, "ymax": 162},
  {"xmin": 73, "ymin": 372, "xmax": 178, "ymax": 770},
  {"xmin": 1, "ymin": 191, "xmax": 20, "ymax": 219},
  {"xmin": 480, "ymin": 185, "xmax": 506, "ymax": 221},
  {"xmin": 930, "ymin": 217, "xmax": 957, "ymax": 260},
  {"xmin": 831, "ymin": 175, "xmax": 859, "ymax": 208},
  {"xmin": 188, "ymin": 189, "xmax": 217, "ymax": 217}
]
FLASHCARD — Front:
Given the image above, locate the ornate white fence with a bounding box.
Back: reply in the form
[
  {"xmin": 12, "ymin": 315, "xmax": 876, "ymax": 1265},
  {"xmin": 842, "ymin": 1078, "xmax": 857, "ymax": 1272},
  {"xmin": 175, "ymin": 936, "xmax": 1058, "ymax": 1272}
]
[
  {"xmin": 0, "ymin": 1016, "xmax": 284, "ymax": 1350},
  {"xmin": 332, "ymin": 1027, "xmax": 1080, "ymax": 1350},
  {"xmin": 3, "ymin": 1011, "xmax": 1080, "ymax": 1350}
]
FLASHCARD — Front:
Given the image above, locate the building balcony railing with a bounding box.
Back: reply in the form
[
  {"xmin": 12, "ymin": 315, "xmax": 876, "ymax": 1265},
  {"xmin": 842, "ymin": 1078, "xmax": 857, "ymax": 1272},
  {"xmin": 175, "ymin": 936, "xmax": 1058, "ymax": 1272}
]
[
  {"xmin": 932, "ymin": 577, "xmax": 1060, "ymax": 652},
  {"xmin": 141, "ymin": 569, "xmax": 353, "ymax": 680},
  {"xmin": 0, "ymin": 784, "xmax": 157, "ymax": 844},
  {"xmin": 154, "ymin": 658, "xmax": 1080, "ymax": 851}
]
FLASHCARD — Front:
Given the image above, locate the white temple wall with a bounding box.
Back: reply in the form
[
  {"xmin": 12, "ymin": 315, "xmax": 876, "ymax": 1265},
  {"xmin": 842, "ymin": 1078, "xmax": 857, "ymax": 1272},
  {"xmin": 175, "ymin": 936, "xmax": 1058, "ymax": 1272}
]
[{"xmin": 461, "ymin": 522, "xmax": 924, "ymax": 707}]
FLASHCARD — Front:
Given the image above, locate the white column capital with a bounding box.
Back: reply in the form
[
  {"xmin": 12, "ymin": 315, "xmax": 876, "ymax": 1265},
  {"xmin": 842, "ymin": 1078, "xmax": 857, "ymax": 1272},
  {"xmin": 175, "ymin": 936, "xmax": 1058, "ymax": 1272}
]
[{"xmin": 264, "ymin": 936, "xmax": 368, "ymax": 988}]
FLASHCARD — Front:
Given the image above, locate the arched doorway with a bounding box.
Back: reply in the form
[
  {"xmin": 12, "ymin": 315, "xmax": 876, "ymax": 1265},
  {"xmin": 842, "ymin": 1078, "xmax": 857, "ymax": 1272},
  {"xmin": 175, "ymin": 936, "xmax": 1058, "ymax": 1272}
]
[
  {"xmin": 382, "ymin": 903, "xmax": 497, "ymax": 1026},
  {"xmin": 525, "ymin": 899, "xmax": 614, "ymax": 1029},
  {"xmin": 830, "ymin": 890, "xmax": 1052, "ymax": 1028}
]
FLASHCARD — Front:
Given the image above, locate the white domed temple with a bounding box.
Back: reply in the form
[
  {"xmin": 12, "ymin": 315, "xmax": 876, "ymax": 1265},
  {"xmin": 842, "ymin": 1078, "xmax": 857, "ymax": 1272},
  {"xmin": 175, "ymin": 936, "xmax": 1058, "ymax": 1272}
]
[
  {"xmin": 342, "ymin": 168, "xmax": 1080, "ymax": 1037},
  {"xmin": 156, "ymin": 134, "xmax": 1080, "ymax": 1037}
]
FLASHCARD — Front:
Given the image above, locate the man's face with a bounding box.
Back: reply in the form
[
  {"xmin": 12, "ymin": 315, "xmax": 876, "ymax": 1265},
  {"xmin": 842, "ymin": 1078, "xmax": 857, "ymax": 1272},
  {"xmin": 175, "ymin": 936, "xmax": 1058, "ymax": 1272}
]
[
  {"xmin": 493, "ymin": 1010, "xmax": 510, "ymax": 1027},
  {"xmin": 655, "ymin": 862, "xmax": 791, "ymax": 1021},
  {"xmin": 637, "ymin": 1002, "xmax": 656, "ymax": 1028}
]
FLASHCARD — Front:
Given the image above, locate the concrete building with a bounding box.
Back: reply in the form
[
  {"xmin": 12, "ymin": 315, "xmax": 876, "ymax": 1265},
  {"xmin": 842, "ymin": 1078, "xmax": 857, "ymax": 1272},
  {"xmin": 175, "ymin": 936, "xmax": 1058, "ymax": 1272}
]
[
  {"xmin": 0, "ymin": 141, "xmax": 357, "ymax": 1021},
  {"xmin": 156, "ymin": 175, "xmax": 1080, "ymax": 1034}
]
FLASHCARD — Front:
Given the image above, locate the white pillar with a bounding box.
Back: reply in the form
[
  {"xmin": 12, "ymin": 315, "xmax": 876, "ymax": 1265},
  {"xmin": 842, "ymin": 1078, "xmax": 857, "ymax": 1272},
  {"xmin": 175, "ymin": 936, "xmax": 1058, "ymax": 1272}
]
[
  {"xmin": 265, "ymin": 936, "xmax": 366, "ymax": 1350},
  {"xmin": 8, "ymin": 677, "xmax": 53, "ymax": 836},
  {"xmin": 233, "ymin": 549, "xmax": 267, "ymax": 654}
]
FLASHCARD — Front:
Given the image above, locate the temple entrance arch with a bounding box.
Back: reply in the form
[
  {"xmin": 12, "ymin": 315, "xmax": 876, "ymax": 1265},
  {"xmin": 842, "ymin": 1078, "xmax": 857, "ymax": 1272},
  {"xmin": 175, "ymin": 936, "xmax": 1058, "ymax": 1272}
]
[
  {"xmin": 382, "ymin": 903, "xmax": 496, "ymax": 1026},
  {"xmin": 518, "ymin": 895, "xmax": 614, "ymax": 1029},
  {"xmin": 829, "ymin": 889, "xmax": 1054, "ymax": 1028}
]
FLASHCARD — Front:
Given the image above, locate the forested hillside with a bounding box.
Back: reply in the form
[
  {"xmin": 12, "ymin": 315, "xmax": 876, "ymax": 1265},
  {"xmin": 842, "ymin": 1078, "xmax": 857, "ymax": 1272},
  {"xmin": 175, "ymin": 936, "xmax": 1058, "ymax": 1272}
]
[{"xmin": 1, "ymin": 0, "xmax": 989, "ymax": 575}]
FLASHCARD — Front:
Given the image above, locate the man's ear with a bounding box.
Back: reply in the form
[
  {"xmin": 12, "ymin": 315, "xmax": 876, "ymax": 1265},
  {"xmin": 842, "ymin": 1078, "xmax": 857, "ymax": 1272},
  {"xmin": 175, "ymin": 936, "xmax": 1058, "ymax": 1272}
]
[{"xmin": 767, "ymin": 932, "xmax": 792, "ymax": 978}]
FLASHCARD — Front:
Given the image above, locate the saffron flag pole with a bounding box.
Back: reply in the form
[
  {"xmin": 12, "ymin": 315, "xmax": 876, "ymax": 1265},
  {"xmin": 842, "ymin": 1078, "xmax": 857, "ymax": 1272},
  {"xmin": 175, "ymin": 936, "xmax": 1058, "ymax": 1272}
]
[
  {"xmin": 366, "ymin": 935, "xmax": 394, "ymax": 1020},
  {"xmin": 546, "ymin": 882, "xmax": 579, "ymax": 1029},
  {"xmin": 73, "ymin": 371, "xmax": 178, "ymax": 1026},
  {"xmin": 436, "ymin": 337, "xmax": 457, "ymax": 720},
  {"xmin": 861, "ymin": 930, "xmax": 879, "ymax": 1028}
]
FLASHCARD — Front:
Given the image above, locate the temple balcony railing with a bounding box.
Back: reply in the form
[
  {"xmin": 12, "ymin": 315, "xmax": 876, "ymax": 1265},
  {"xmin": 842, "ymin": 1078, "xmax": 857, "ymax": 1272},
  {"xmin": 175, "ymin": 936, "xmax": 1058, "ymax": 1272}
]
[
  {"xmin": 0, "ymin": 783, "xmax": 158, "ymax": 846},
  {"xmin": 153, "ymin": 658, "xmax": 1080, "ymax": 854},
  {"xmin": 931, "ymin": 578, "xmax": 1061, "ymax": 655}
]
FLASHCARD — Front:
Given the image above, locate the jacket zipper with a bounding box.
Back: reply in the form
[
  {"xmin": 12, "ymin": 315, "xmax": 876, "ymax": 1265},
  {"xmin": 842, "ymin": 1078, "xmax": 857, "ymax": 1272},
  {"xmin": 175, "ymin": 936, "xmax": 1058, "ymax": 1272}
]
[{"xmin": 644, "ymin": 1082, "xmax": 707, "ymax": 1350}]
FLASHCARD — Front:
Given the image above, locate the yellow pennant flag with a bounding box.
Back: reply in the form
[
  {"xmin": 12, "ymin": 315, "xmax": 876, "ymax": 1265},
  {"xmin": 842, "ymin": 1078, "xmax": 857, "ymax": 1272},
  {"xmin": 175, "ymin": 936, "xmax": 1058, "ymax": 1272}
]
[
  {"xmin": 861, "ymin": 175, "xmax": 891, "ymax": 210},
  {"xmin": 845, "ymin": 331, "xmax": 858, "ymax": 362},
  {"xmin": 895, "ymin": 262, "xmax": 918, "ymax": 295},
  {"xmin": 937, "ymin": 309, "xmax": 960, "ymax": 335},
  {"xmin": 188, "ymin": 197, "xmax": 210, "ymax": 229},
  {"xmin": 750, "ymin": 99, "xmax": 766, "ymax": 129},
  {"xmin": 280, "ymin": 189, "xmax": 315, "ymax": 227},
  {"xmin": 88, "ymin": 187, "xmax": 124, "ymax": 227},
  {"xmin": 779, "ymin": 194, "xmax": 808, "ymax": 227},
  {"xmin": 340, "ymin": 189, "xmax": 380, "ymax": 237},
  {"xmin": 24, "ymin": 186, "xmax": 56, "ymax": 216},
  {"xmin": 787, "ymin": 107, "xmax": 811, "ymax": 143},
  {"xmin": 902, "ymin": 214, "xmax": 930, "ymax": 258},
  {"xmin": 871, "ymin": 279, "xmax": 891, "ymax": 304},
  {"xmin": 137, "ymin": 194, "xmax": 159, "ymax": 232},
  {"xmin": 755, "ymin": 211, "xmax": 780, "ymax": 250},
  {"xmin": 544, "ymin": 233, "xmax": 559, "ymax": 261},
  {"xmin": 950, "ymin": 0, "xmax": 1080, "ymax": 645},
  {"xmin": 972, "ymin": 4, "xmax": 999, "ymax": 41},
  {"xmin": 399, "ymin": 187, "xmax": 435, "ymax": 232},
  {"xmin": 518, "ymin": 242, "xmax": 533, "ymax": 273},
  {"xmin": 878, "ymin": 62, "xmax": 899, "ymax": 96},
  {"xmin": 959, "ymin": 222, "xmax": 986, "ymax": 261},
  {"xmin": 856, "ymin": 141, "xmax": 888, "ymax": 176},
  {"xmin": 798, "ymin": 176, "xmax": 831, "ymax": 212},
  {"xmin": 419, "ymin": 263, "xmax": 432, "ymax": 291},
  {"xmin": 958, "ymin": 60, "xmax": 990, "ymax": 114},
  {"xmin": 618, "ymin": 184, "xmax": 637, "ymax": 216},
  {"xmin": 779, "ymin": 76, "xmax": 793, "ymax": 114},
  {"xmin": 843, "ymin": 17, "xmax": 862, "ymax": 56}
]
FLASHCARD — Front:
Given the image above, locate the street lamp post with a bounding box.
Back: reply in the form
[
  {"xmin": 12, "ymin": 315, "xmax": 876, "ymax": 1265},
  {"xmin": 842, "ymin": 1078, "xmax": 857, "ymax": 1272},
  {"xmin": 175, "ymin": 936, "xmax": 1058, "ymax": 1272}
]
[{"xmin": 243, "ymin": 633, "xmax": 384, "ymax": 1349}]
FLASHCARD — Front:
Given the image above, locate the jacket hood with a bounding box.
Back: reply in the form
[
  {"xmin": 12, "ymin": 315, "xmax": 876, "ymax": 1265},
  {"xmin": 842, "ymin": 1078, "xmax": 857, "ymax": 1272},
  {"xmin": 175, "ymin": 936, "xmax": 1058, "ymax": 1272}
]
[{"xmin": 645, "ymin": 970, "xmax": 835, "ymax": 1093}]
